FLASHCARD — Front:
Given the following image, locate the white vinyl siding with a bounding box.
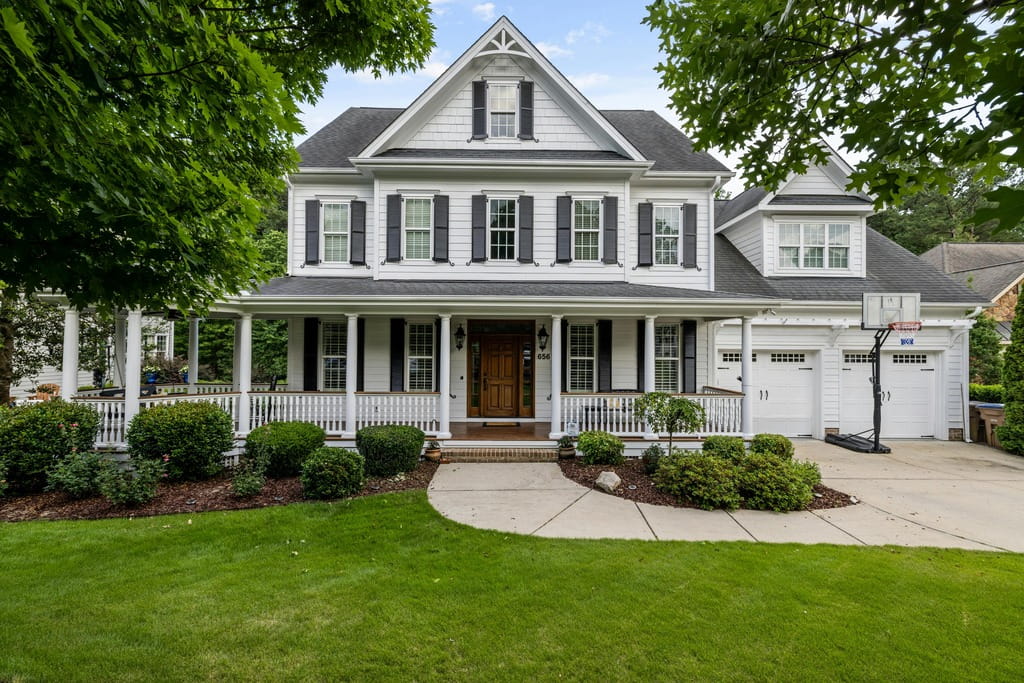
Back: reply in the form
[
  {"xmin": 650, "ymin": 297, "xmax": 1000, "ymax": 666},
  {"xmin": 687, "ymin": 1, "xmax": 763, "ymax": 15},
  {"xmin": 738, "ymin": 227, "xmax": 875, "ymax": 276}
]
[
  {"xmin": 573, "ymin": 199, "xmax": 601, "ymax": 262},
  {"xmin": 778, "ymin": 222, "xmax": 851, "ymax": 271},
  {"xmin": 568, "ymin": 324, "xmax": 595, "ymax": 392},
  {"xmin": 654, "ymin": 324, "xmax": 679, "ymax": 392},
  {"xmin": 489, "ymin": 82, "xmax": 517, "ymax": 138},
  {"xmin": 321, "ymin": 322, "xmax": 347, "ymax": 391},
  {"xmin": 654, "ymin": 206, "xmax": 680, "ymax": 265},
  {"xmin": 489, "ymin": 198, "xmax": 516, "ymax": 261},
  {"xmin": 321, "ymin": 202, "xmax": 349, "ymax": 263},
  {"xmin": 404, "ymin": 198, "xmax": 432, "ymax": 261},
  {"xmin": 407, "ymin": 323, "xmax": 434, "ymax": 392}
]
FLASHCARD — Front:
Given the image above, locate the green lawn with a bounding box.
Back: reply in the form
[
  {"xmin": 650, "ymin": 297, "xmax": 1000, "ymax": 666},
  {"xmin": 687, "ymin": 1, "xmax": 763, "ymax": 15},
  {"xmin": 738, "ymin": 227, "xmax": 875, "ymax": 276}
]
[{"xmin": 1, "ymin": 493, "xmax": 1022, "ymax": 681}]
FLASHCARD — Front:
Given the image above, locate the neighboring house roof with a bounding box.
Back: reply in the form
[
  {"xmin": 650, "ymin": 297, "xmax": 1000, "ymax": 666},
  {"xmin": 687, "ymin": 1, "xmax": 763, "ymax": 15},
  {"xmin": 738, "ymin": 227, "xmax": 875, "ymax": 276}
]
[
  {"xmin": 716, "ymin": 229, "xmax": 989, "ymax": 304},
  {"xmin": 997, "ymin": 321, "xmax": 1013, "ymax": 343},
  {"xmin": 919, "ymin": 242, "xmax": 1024, "ymax": 301},
  {"xmin": 296, "ymin": 107, "xmax": 728, "ymax": 172}
]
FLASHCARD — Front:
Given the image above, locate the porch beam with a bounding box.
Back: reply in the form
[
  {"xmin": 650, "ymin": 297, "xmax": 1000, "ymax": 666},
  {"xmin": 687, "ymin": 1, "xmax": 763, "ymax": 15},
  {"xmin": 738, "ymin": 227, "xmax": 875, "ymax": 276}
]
[
  {"xmin": 644, "ymin": 315, "xmax": 656, "ymax": 439},
  {"xmin": 124, "ymin": 308, "xmax": 143, "ymax": 426},
  {"xmin": 60, "ymin": 308, "xmax": 80, "ymax": 399},
  {"xmin": 741, "ymin": 316, "xmax": 753, "ymax": 439},
  {"xmin": 438, "ymin": 315, "xmax": 452, "ymax": 439},
  {"xmin": 237, "ymin": 314, "xmax": 252, "ymax": 435},
  {"xmin": 187, "ymin": 317, "xmax": 200, "ymax": 394},
  {"xmin": 549, "ymin": 314, "xmax": 563, "ymax": 439},
  {"xmin": 344, "ymin": 314, "xmax": 358, "ymax": 438}
]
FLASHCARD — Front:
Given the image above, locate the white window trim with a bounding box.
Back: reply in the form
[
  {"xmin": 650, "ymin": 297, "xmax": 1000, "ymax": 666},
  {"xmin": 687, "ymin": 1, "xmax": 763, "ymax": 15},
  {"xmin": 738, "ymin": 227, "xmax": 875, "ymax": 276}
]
[
  {"xmin": 654, "ymin": 323, "xmax": 681, "ymax": 393},
  {"xmin": 319, "ymin": 320, "xmax": 347, "ymax": 392},
  {"xmin": 405, "ymin": 321, "xmax": 436, "ymax": 393},
  {"xmin": 487, "ymin": 196, "xmax": 518, "ymax": 262},
  {"xmin": 775, "ymin": 219, "xmax": 853, "ymax": 273},
  {"xmin": 319, "ymin": 200, "xmax": 351, "ymax": 265},
  {"xmin": 486, "ymin": 80, "xmax": 519, "ymax": 140},
  {"xmin": 571, "ymin": 197, "xmax": 603, "ymax": 263},
  {"xmin": 402, "ymin": 195, "xmax": 434, "ymax": 262},
  {"xmin": 652, "ymin": 204, "xmax": 684, "ymax": 267},
  {"xmin": 568, "ymin": 322, "xmax": 596, "ymax": 393}
]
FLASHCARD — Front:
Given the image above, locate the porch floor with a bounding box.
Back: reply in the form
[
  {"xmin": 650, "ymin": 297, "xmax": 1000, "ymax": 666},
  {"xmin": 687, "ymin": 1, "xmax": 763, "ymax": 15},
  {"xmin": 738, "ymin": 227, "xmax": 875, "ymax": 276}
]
[{"xmin": 449, "ymin": 421, "xmax": 553, "ymax": 441}]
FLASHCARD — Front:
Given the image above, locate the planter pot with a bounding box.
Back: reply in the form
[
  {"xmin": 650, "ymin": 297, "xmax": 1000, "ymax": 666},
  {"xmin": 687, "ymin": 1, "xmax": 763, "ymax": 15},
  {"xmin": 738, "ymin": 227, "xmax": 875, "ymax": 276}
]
[
  {"xmin": 424, "ymin": 449, "xmax": 442, "ymax": 463},
  {"xmin": 181, "ymin": 371, "xmax": 189, "ymax": 384},
  {"xmin": 558, "ymin": 447, "xmax": 576, "ymax": 460},
  {"xmin": 145, "ymin": 372, "xmax": 158, "ymax": 384}
]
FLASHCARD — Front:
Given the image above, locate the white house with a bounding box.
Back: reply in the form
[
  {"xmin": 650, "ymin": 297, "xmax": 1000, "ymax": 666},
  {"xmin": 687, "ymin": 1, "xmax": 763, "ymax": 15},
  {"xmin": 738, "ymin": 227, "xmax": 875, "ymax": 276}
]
[{"xmin": 61, "ymin": 17, "xmax": 986, "ymax": 448}]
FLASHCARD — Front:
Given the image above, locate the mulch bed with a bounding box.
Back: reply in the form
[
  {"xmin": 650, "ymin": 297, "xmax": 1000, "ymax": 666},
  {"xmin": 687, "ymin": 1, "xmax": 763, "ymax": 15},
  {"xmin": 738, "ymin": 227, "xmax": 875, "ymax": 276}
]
[
  {"xmin": 558, "ymin": 459, "xmax": 855, "ymax": 511},
  {"xmin": 0, "ymin": 461, "xmax": 439, "ymax": 523}
]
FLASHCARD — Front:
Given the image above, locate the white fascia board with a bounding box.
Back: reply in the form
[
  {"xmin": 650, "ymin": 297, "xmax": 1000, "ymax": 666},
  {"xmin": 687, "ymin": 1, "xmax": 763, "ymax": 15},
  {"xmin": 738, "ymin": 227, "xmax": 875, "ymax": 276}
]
[
  {"xmin": 292, "ymin": 167, "xmax": 363, "ymax": 176},
  {"xmin": 350, "ymin": 157, "xmax": 652, "ymax": 173},
  {"xmin": 639, "ymin": 170, "xmax": 736, "ymax": 181},
  {"xmin": 763, "ymin": 204, "xmax": 875, "ymax": 215}
]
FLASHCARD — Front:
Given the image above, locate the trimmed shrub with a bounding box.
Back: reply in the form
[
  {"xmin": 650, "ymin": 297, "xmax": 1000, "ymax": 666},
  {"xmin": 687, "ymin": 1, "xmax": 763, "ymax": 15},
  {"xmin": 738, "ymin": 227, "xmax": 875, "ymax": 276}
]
[
  {"xmin": 641, "ymin": 444, "xmax": 664, "ymax": 475},
  {"xmin": 653, "ymin": 451, "xmax": 741, "ymax": 510},
  {"xmin": 791, "ymin": 460, "xmax": 822, "ymax": 489},
  {"xmin": 126, "ymin": 401, "xmax": 233, "ymax": 481},
  {"xmin": 301, "ymin": 447, "xmax": 365, "ymax": 499},
  {"xmin": 244, "ymin": 421, "xmax": 326, "ymax": 478},
  {"xmin": 96, "ymin": 459, "xmax": 163, "ymax": 507},
  {"xmin": 577, "ymin": 430, "xmax": 625, "ymax": 465},
  {"xmin": 750, "ymin": 433, "xmax": 795, "ymax": 460},
  {"xmin": 969, "ymin": 383, "xmax": 1005, "ymax": 403},
  {"xmin": 231, "ymin": 466, "xmax": 266, "ymax": 498},
  {"xmin": 46, "ymin": 451, "xmax": 106, "ymax": 499},
  {"xmin": 0, "ymin": 399, "xmax": 100, "ymax": 493},
  {"xmin": 999, "ymin": 294, "xmax": 1024, "ymax": 454},
  {"xmin": 356, "ymin": 425, "xmax": 425, "ymax": 477},
  {"xmin": 702, "ymin": 435, "xmax": 746, "ymax": 463},
  {"xmin": 0, "ymin": 459, "xmax": 7, "ymax": 498},
  {"xmin": 737, "ymin": 453, "xmax": 814, "ymax": 512}
]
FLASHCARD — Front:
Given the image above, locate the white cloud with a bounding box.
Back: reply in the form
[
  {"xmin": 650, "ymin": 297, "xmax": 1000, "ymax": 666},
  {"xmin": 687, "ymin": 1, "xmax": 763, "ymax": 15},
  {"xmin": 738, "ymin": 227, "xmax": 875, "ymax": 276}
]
[
  {"xmin": 419, "ymin": 60, "xmax": 449, "ymax": 78},
  {"xmin": 535, "ymin": 41, "xmax": 572, "ymax": 58},
  {"xmin": 430, "ymin": 0, "xmax": 453, "ymax": 16},
  {"xmin": 472, "ymin": 2, "xmax": 495, "ymax": 21},
  {"xmin": 569, "ymin": 72, "xmax": 610, "ymax": 89},
  {"xmin": 565, "ymin": 21, "xmax": 611, "ymax": 45}
]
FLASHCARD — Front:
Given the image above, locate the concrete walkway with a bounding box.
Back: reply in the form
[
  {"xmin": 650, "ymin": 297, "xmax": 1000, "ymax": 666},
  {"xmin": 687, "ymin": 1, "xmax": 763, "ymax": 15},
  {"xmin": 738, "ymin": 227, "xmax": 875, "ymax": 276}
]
[{"xmin": 427, "ymin": 441, "xmax": 1024, "ymax": 551}]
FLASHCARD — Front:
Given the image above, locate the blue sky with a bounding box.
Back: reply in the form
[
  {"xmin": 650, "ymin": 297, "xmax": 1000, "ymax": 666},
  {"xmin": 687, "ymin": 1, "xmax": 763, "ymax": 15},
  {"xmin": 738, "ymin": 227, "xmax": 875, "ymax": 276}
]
[{"xmin": 297, "ymin": 1, "xmax": 745, "ymax": 187}]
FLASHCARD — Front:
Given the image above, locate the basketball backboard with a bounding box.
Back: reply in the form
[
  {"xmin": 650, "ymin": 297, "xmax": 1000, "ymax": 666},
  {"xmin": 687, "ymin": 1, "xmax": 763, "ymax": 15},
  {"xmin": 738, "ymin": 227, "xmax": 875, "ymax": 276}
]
[{"xmin": 862, "ymin": 293, "xmax": 920, "ymax": 330}]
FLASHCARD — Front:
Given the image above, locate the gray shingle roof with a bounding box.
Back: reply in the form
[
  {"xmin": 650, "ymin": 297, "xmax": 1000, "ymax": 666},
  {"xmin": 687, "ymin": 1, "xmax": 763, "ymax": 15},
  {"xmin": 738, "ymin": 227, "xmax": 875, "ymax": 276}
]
[
  {"xmin": 296, "ymin": 107, "xmax": 730, "ymax": 172},
  {"xmin": 768, "ymin": 195, "xmax": 872, "ymax": 205},
  {"xmin": 375, "ymin": 148, "xmax": 631, "ymax": 162},
  {"xmin": 716, "ymin": 229, "xmax": 989, "ymax": 304},
  {"xmin": 919, "ymin": 242, "xmax": 1024, "ymax": 301},
  {"xmin": 715, "ymin": 187, "xmax": 767, "ymax": 227}
]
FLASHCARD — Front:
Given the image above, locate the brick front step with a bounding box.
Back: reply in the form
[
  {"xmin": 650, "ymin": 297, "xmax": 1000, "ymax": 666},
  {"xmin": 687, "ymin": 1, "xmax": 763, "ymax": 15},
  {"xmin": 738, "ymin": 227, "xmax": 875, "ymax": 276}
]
[{"xmin": 441, "ymin": 448, "xmax": 559, "ymax": 463}]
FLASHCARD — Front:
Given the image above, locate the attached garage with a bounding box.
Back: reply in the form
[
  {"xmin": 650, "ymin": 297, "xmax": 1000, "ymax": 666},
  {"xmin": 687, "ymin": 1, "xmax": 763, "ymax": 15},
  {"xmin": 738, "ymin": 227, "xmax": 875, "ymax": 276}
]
[
  {"xmin": 839, "ymin": 351, "xmax": 937, "ymax": 438},
  {"xmin": 716, "ymin": 350, "xmax": 817, "ymax": 437}
]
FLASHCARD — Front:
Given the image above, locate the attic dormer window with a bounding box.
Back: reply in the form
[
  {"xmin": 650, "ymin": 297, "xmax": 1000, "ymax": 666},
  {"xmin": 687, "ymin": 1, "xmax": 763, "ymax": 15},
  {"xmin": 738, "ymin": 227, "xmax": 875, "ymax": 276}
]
[
  {"xmin": 489, "ymin": 82, "xmax": 517, "ymax": 138},
  {"xmin": 472, "ymin": 80, "xmax": 534, "ymax": 140}
]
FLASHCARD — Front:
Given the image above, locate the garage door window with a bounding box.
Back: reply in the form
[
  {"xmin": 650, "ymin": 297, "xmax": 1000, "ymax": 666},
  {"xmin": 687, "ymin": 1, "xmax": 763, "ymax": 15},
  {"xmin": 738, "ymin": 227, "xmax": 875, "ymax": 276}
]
[
  {"xmin": 843, "ymin": 353, "xmax": 871, "ymax": 363},
  {"xmin": 770, "ymin": 353, "xmax": 805, "ymax": 363},
  {"xmin": 721, "ymin": 352, "xmax": 756, "ymax": 363},
  {"xmin": 893, "ymin": 354, "xmax": 928, "ymax": 364}
]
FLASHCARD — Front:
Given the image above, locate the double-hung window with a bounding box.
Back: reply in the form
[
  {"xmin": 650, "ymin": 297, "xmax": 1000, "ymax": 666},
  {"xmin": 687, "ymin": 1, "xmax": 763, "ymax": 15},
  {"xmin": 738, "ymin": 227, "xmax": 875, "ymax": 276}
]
[
  {"xmin": 654, "ymin": 324, "xmax": 680, "ymax": 392},
  {"xmin": 489, "ymin": 198, "xmax": 516, "ymax": 260},
  {"xmin": 407, "ymin": 323, "xmax": 434, "ymax": 392},
  {"xmin": 321, "ymin": 321, "xmax": 347, "ymax": 391},
  {"xmin": 778, "ymin": 222, "xmax": 851, "ymax": 270},
  {"xmin": 321, "ymin": 202, "xmax": 349, "ymax": 263},
  {"xmin": 654, "ymin": 206, "xmax": 680, "ymax": 265},
  {"xmin": 568, "ymin": 324, "xmax": 595, "ymax": 392},
  {"xmin": 573, "ymin": 199, "xmax": 601, "ymax": 262},
  {"xmin": 403, "ymin": 197, "xmax": 432, "ymax": 260},
  {"xmin": 489, "ymin": 83, "xmax": 517, "ymax": 138}
]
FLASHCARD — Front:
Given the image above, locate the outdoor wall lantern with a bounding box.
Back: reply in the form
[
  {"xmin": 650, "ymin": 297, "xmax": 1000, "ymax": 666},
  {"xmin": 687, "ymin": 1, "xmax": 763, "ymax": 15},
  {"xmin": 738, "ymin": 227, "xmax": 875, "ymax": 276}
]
[
  {"xmin": 454, "ymin": 324, "xmax": 466, "ymax": 351},
  {"xmin": 537, "ymin": 325, "xmax": 549, "ymax": 351}
]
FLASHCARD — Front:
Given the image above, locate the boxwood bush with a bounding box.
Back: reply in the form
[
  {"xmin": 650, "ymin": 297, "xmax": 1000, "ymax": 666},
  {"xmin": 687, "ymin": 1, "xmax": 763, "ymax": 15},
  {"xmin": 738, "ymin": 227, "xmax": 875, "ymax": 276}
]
[
  {"xmin": 0, "ymin": 399, "xmax": 99, "ymax": 493},
  {"xmin": 577, "ymin": 430, "xmax": 625, "ymax": 465},
  {"xmin": 46, "ymin": 451, "xmax": 107, "ymax": 499},
  {"xmin": 301, "ymin": 447, "xmax": 365, "ymax": 499},
  {"xmin": 96, "ymin": 458, "xmax": 164, "ymax": 507},
  {"xmin": 701, "ymin": 435, "xmax": 746, "ymax": 462},
  {"xmin": 750, "ymin": 433, "xmax": 795, "ymax": 460},
  {"xmin": 641, "ymin": 443, "xmax": 664, "ymax": 475},
  {"xmin": 969, "ymin": 383, "xmax": 1005, "ymax": 403},
  {"xmin": 244, "ymin": 421, "xmax": 326, "ymax": 478},
  {"xmin": 126, "ymin": 401, "xmax": 233, "ymax": 481},
  {"xmin": 356, "ymin": 425, "xmax": 425, "ymax": 477},
  {"xmin": 738, "ymin": 453, "xmax": 814, "ymax": 512},
  {"xmin": 653, "ymin": 451, "xmax": 742, "ymax": 510},
  {"xmin": 0, "ymin": 459, "xmax": 8, "ymax": 498}
]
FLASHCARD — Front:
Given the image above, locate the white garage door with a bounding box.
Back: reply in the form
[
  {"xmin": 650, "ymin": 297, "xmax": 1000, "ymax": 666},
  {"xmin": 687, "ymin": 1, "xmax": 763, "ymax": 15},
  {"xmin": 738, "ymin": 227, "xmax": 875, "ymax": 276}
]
[
  {"xmin": 716, "ymin": 351, "xmax": 817, "ymax": 437},
  {"xmin": 840, "ymin": 351, "xmax": 936, "ymax": 438}
]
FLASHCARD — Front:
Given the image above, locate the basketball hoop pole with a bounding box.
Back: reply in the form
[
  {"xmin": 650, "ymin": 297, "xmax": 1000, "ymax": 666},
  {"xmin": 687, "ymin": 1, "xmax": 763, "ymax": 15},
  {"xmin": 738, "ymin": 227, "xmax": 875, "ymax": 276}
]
[{"xmin": 870, "ymin": 328, "xmax": 892, "ymax": 453}]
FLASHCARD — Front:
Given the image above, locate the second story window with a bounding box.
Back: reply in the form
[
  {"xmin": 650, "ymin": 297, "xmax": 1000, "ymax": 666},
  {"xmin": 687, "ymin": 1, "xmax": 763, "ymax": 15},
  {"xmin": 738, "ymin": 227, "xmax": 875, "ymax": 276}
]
[
  {"xmin": 489, "ymin": 198, "xmax": 516, "ymax": 260},
  {"xmin": 403, "ymin": 197, "xmax": 432, "ymax": 260},
  {"xmin": 489, "ymin": 83, "xmax": 517, "ymax": 138},
  {"xmin": 778, "ymin": 222, "xmax": 851, "ymax": 270},
  {"xmin": 573, "ymin": 199, "xmax": 601, "ymax": 262},
  {"xmin": 654, "ymin": 206, "xmax": 680, "ymax": 265},
  {"xmin": 321, "ymin": 202, "xmax": 349, "ymax": 263}
]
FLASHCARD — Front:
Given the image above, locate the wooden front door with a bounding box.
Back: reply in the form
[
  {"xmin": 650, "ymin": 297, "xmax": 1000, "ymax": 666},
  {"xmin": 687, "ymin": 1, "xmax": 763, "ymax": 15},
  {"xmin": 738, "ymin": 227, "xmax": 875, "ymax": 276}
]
[{"xmin": 482, "ymin": 336, "xmax": 519, "ymax": 417}]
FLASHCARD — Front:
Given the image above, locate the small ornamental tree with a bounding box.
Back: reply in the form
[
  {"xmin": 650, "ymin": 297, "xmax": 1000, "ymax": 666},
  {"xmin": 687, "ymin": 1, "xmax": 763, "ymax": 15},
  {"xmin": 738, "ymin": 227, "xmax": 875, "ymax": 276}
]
[
  {"xmin": 998, "ymin": 297, "xmax": 1024, "ymax": 454},
  {"xmin": 634, "ymin": 392, "xmax": 706, "ymax": 453},
  {"xmin": 969, "ymin": 313, "xmax": 1004, "ymax": 385}
]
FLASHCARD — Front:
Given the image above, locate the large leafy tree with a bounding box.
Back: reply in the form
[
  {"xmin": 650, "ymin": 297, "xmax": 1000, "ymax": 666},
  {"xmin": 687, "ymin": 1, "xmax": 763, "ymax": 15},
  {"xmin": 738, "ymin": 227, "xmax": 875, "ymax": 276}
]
[
  {"xmin": 0, "ymin": 0, "xmax": 433, "ymax": 311},
  {"xmin": 646, "ymin": 1, "xmax": 1023, "ymax": 228}
]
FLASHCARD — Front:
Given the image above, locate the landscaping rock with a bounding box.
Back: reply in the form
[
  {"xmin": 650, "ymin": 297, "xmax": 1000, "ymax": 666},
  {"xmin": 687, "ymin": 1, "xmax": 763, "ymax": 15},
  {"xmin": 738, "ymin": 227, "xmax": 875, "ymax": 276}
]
[{"xmin": 595, "ymin": 471, "xmax": 622, "ymax": 493}]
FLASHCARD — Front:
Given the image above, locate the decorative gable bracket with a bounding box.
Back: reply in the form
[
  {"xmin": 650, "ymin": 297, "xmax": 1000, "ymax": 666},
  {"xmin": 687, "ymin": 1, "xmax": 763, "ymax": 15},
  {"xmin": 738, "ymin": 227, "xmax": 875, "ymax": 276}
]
[{"xmin": 477, "ymin": 29, "xmax": 530, "ymax": 58}]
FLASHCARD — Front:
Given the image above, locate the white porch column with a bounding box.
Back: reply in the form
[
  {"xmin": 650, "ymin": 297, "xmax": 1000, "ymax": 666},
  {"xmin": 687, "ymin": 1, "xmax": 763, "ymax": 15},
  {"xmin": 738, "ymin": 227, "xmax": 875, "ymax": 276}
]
[
  {"xmin": 237, "ymin": 314, "xmax": 253, "ymax": 435},
  {"xmin": 112, "ymin": 313, "xmax": 127, "ymax": 387},
  {"xmin": 187, "ymin": 317, "xmax": 200, "ymax": 394},
  {"xmin": 644, "ymin": 315, "xmax": 657, "ymax": 439},
  {"xmin": 61, "ymin": 308, "xmax": 80, "ymax": 398},
  {"xmin": 344, "ymin": 314, "xmax": 358, "ymax": 438},
  {"xmin": 124, "ymin": 309, "xmax": 143, "ymax": 426},
  {"xmin": 549, "ymin": 315, "xmax": 563, "ymax": 439},
  {"xmin": 232, "ymin": 321, "xmax": 243, "ymax": 391},
  {"xmin": 741, "ymin": 317, "xmax": 754, "ymax": 439},
  {"xmin": 438, "ymin": 314, "xmax": 452, "ymax": 439}
]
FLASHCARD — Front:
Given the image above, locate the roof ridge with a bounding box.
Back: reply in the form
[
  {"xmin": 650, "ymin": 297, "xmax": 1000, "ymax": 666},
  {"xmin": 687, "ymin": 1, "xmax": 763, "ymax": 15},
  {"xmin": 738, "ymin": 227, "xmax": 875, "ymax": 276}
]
[{"xmin": 944, "ymin": 257, "xmax": 1024, "ymax": 275}]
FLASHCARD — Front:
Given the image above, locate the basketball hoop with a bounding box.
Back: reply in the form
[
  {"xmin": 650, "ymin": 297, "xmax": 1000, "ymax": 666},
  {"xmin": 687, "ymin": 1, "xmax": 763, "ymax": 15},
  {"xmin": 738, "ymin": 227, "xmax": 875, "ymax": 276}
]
[{"xmin": 889, "ymin": 321, "xmax": 922, "ymax": 346}]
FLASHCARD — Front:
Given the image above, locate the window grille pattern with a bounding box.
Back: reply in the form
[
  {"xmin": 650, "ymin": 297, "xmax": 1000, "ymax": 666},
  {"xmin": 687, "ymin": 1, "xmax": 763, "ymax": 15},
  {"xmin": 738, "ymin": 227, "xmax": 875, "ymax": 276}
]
[
  {"xmin": 569, "ymin": 324, "xmax": 595, "ymax": 392},
  {"xmin": 489, "ymin": 198, "xmax": 516, "ymax": 260},
  {"xmin": 407, "ymin": 323, "xmax": 434, "ymax": 391},
  {"xmin": 322, "ymin": 203, "xmax": 349, "ymax": 262},
  {"xmin": 778, "ymin": 222, "xmax": 851, "ymax": 270},
  {"xmin": 721, "ymin": 352, "xmax": 756, "ymax": 363},
  {"xmin": 322, "ymin": 322, "xmax": 347, "ymax": 390},
  {"xmin": 892, "ymin": 353, "xmax": 928, "ymax": 364},
  {"xmin": 404, "ymin": 198, "xmax": 431, "ymax": 260},
  {"xmin": 770, "ymin": 353, "xmax": 806, "ymax": 363},
  {"xmin": 843, "ymin": 353, "xmax": 872, "ymax": 364},
  {"xmin": 489, "ymin": 84, "xmax": 516, "ymax": 138},
  {"xmin": 654, "ymin": 324, "xmax": 679, "ymax": 392},
  {"xmin": 654, "ymin": 206, "xmax": 679, "ymax": 265},
  {"xmin": 573, "ymin": 200, "xmax": 601, "ymax": 261}
]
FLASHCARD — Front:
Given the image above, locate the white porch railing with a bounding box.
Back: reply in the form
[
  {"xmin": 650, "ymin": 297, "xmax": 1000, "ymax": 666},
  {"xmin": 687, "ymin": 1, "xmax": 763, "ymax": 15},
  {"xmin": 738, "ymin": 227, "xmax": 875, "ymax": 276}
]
[
  {"xmin": 560, "ymin": 390, "xmax": 744, "ymax": 437},
  {"xmin": 74, "ymin": 398, "xmax": 128, "ymax": 448},
  {"xmin": 76, "ymin": 382, "xmax": 286, "ymax": 398},
  {"xmin": 249, "ymin": 392, "xmax": 345, "ymax": 435},
  {"xmin": 356, "ymin": 393, "xmax": 439, "ymax": 433}
]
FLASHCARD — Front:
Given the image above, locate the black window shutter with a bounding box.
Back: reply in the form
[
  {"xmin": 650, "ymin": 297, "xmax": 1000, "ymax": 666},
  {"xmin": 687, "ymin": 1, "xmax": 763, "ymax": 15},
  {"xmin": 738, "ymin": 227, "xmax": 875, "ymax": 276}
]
[
  {"xmin": 472, "ymin": 81, "xmax": 487, "ymax": 139},
  {"xmin": 350, "ymin": 200, "xmax": 366, "ymax": 265},
  {"xmin": 597, "ymin": 320, "xmax": 612, "ymax": 393},
  {"xmin": 682, "ymin": 320, "xmax": 697, "ymax": 393},
  {"xmin": 386, "ymin": 194, "xmax": 402, "ymax": 262},
  {"xmin": 518, "ymin": 81, "xmax": 534, "ymax": 139},
  {"xmin": 556, "ymin": 196, "xmax": 572, "ymax": 263},
  {"xmin": 433, "ymin": 195, "xmax": 449, "ymax": 262},
  {"xmin": 303, "ymin": 317, "xmax": 319, "ymax": 391},
  {"xmin": 357, "ymin": 318, "xmax": 366, "ymax": 392},
  {"xmin": 561, "ymin": 319, "xmax": 569, "ymax": 391},
  {"xmin": 305, "ymin": 200, "xmax": 320, "ymax": 265},
  {"xmin": 602, "ymin": 196, "xmax": 618, "ymax": 264},
  {"xmin": 637, "ymin": 202, "xmax": 653, "ymax": 267},
  {"xmin": 434, "ymin": 320, "xmax": 441, "ymax": 392},
  {"xmin": 389, "ymin": 318, "xmax": 405, "ymax": 391},
  {"xmin": 518, "ymin": 195, "xmax": 534, "ymax": 263},
  {"xmin": 471, "ymin": 194, "xmax": 487, "ymax": 262},
  {"xmin": 636, "ymin": 319, "xmax": 645, "ymax": 392},
  {"xmin": 682, "ymin": 204, "xmax": 698, "ymax": 268}
]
